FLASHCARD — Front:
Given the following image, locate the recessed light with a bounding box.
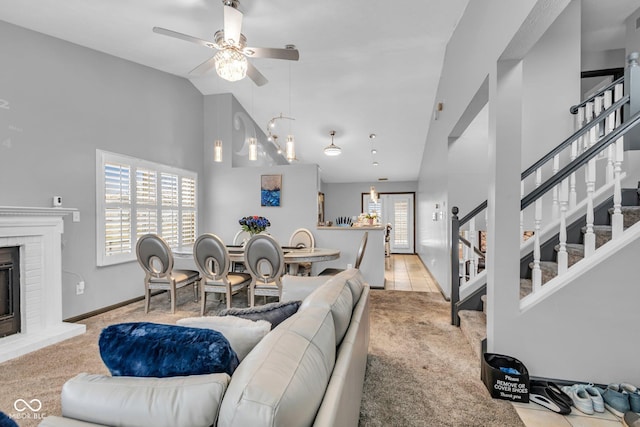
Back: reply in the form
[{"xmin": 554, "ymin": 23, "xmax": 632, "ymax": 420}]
[
  {"xmin": 372, "ymin": 161, "xmax": 379, "ymax": 166},
  {"xmin": 371, "ymin": 149, "xmax": 377, "ymax": 155},
  {"xmin": 369, "ymin": 133, "xmax": 376, "ymax": 139}
]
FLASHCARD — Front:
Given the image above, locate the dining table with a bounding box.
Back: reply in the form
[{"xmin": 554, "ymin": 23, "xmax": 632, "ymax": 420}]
[{"xmin": 174, "ymin": 245, "xmax": 341, "ymax": 276}]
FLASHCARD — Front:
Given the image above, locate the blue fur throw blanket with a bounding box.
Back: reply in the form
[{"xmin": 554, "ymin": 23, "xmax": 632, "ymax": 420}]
[
  {"xmin": 0, "ymin": 411, "xmax": 18, "ymax": 427},
  {"xmin": 99, "ymin": 322, "xmax": 239, "ymax": 377}
]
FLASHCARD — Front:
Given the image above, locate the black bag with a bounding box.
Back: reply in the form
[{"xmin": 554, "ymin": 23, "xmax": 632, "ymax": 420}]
[{"xmin": 481, "ymin": 353, "xmax": 529, "ymax": 403}]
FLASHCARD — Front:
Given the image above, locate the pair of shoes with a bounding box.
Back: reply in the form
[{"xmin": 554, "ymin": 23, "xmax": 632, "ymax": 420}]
[
  {"xmin": 600, "ymin": 383, "xmax": 640, "ymax": 417},
  {"xmin": 530, "ymin": 385, "xmax": 572, "ymax": 415},
  {"xmin": 624, "ymin": 411, "xmax": 640, "ymax": 427},
  {"xmin": 561, "ymin": 384, "xmax": 604, "ymax": 415},
  {"xmin": 530, "ymin": 380, "xmax": 572, "ymax": 408}
]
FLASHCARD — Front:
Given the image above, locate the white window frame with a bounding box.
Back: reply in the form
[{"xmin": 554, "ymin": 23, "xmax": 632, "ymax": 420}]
[{"xmin": 96, "ymin": 150, "xmax": 197, "ymax": 266}]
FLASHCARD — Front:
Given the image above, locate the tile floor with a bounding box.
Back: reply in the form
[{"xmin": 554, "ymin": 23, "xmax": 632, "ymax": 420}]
[{"xmin": 386, "ymin": 254, "xmax": 626, "ymax": 427}]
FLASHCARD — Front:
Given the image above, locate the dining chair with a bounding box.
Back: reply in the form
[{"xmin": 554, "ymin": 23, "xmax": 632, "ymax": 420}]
[
  {"xmin": 136, "ymin": 233, "xmax": 200, "ymax": 314},
  {"xmin": 243, "ymin": 234, "xmax": 285, "ymax": 307},
  {"xmin": 231, "ymin": 229, "xmax": 251, "ymax": 272},
  {"xmin": 318, "ymin": 231, "xmax": 368, "ymax": 276},
  {"xmin": 193, "ymin": 233, "xmax": 251, "ymax": 314},
  {"xmin": 288, "ymin": 228, "xmax": 315, "ymax": 276}
]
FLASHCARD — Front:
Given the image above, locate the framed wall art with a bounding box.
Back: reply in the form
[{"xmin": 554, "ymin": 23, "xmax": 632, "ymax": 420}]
[{"xmin": 261, "ymin": 174, "xmax": 282, "ymax": 207}]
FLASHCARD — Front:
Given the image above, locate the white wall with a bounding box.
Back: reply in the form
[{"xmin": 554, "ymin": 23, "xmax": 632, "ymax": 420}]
[
  {"xmin": 0, "ymin": 21, "xmax": 204, "ymax": 318},
  {"xmin": 416, "ymin": 0, "xmax": 543, "ymax": 298}
]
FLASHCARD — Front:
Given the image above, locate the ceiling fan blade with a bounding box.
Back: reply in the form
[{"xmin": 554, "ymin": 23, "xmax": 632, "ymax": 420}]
[
  {"xmin": 246, "ymin": 62, "xmax": 268, "ymax": 86},
  {"xmin": 243, "ymin": 46, "xmax": 300, "ymax": 61},
  {"xmin": 223, "ymin": 4, "xmax": 243, "ymax": 46},
  {"xmin": 153, "ymin": 27, "xmax": 218, "ymax": 49},
  {"xmin": 189, "ymin": 56, "xmax": 217, "ymax": 75}
]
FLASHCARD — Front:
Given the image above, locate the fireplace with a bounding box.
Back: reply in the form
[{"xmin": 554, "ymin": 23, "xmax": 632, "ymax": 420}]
[
  {"xmin": 0, "ymin": 246, "xmax": 20, "ymax": 338},
  {"xmin": 0, "ymin": 206, "xmax": 85, "ymax": 363}
]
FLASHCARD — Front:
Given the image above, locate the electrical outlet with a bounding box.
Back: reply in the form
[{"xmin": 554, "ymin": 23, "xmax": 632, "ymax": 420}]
[{"xmin": 76, "ymin": 280, "xmax": 85, "ymax": 295}]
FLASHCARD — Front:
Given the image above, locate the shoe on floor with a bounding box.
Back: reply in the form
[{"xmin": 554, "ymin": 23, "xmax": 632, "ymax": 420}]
[
  {"xmin": 621, "ymin": 383, "xmax": 640, "ymax": 414},
  {"xmin": 562, "ymin": 385, "xmax": 594, "ymax": 415},
  {"xmin": 624, "ymin": 411, "xmax": 640, "ymax": 427},
  {"xmin": 530, "ymin": 380, "xmax": 573, "ymax": 408},
  {"xmin": 530, "ymin": 385, "xmax": 572, "ymax": 415},
  {"xmin": 582, "ymin": 385, "xmax": 605, "ymax": 413},
  {"xmin": 600, "ymin": 384, "xmax": 631, "ymax": 417}
]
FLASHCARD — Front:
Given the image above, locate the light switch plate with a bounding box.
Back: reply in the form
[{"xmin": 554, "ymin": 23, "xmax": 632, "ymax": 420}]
[{"xmin": 72, "ymin": 211, "xmax": 80, "ymax": 222}]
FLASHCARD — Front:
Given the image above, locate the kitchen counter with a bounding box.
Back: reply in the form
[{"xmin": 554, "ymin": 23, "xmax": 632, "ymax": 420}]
[{"xmin": 317, "ymin": 225, "xmax": 384, "ymax": 230}]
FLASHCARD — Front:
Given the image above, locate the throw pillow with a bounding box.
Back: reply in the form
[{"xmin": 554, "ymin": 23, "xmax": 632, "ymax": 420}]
[
  {"xmin": 176, "ymin": 316, "xmax": 271, "ymax": 361},
  {"xmin": 0, "ymin": 411, "xmax": 18, "ymax": 427},
  {"xmin": 99, "ymin": 322, "xmax": 239, "ymax": 377},
  {"xmin": 219, "ymin": 300, "xmax": 302, "ymax": 329}
]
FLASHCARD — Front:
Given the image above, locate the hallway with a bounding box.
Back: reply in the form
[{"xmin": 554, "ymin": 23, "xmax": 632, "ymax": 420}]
[{"xmin": 384, "ymin": 254, "xmax": 441, "ymax": 292}]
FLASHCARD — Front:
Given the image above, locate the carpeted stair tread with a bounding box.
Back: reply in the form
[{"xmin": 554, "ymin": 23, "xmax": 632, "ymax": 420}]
[
  {"xmin": 608, "ymin": 206, "xmax": 640, "ymax": 228},
  {"xmin": 458, "ymin": 309, "xmax": 486, "ymax": 361},
  {"xmin": 581, "ymin": 224, "xmax": 612, "ymax": 248},
  {"xmin": 554, "ymin": 243, "xmax": 584, "ymax": 267},
  {"xmin": 527, "ymin": 260, "xmax": 558, "ymax": 284},
  {"xmin": 481, "ymin": 294, "xmax": 486, "ymax": 314},
  {"xmin": 520, "ymin": 278, "xmax": 532, "ymax": 298}
]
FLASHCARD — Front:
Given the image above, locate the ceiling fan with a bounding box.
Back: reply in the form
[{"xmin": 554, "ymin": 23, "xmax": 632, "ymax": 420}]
[{"xmin": 152, "ymin": 0, "xmax": 299, "ymax": 86}]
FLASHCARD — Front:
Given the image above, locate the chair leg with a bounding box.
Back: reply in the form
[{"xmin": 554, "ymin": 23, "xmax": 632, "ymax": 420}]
[
  {"xmin": 200, "ymin": 289, "xmax": 206, "ymax": 316},
  {"xmin": 193, "ymin": 281, "xmax": 199, "ymax": 302},
  {"xmin": 250, "ymin": 284, "xmax": 255, "ymax": 307},
  {"xmin": 226, "ymin": 289, "xmax": 232, "ymax": 310},
  {"xmin": 144, "ymin": 286, "xmax": 151, "ymax": 314},
  {"xmin": 170, "ymin": 287, "xmax": 176, "ymax": 314}
]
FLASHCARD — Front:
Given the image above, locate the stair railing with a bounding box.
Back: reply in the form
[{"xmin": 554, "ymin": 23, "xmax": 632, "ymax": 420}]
[{"xmin": 450, "ymin": 53, "xmax": 640, "ymax": 324}]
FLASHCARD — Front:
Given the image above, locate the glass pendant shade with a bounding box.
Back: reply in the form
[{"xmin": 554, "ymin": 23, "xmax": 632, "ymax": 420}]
[
  {"xmin": 370, "ymin": 186, "xmax": 377, "ymax": 202},
  {"xmin": 248, "ymin": 137, "xmax": 258, "ymax": 161},
  {"xmin": 214, "ymin": 49, "xmax": 248, "ymax": 82},
  {"xmin": 286, "ymin": 135, "xmax": 295, "ymax": 162},
  {"xmin": 213, "ymin": 140, "xmax": 223, "ymax": 163}
]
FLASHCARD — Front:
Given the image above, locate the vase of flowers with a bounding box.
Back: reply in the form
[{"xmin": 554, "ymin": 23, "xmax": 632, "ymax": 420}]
[{"xmin": 239, "ymin": 216, "xmax": 271, "ymax": 236}]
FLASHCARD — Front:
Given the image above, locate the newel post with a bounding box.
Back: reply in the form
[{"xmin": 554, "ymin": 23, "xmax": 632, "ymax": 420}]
[
  {"xmin": 451, "ymin": 206, "xmax": 460, "ymax": 326},
  {"xmin": 624, "ymin": 52, "xmax": 640, "ymax": 149}
]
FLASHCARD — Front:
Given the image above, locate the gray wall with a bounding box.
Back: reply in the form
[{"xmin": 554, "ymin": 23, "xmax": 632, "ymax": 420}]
[
  {"xmin": 323, "ymin": 181, "xmax": 417, "ymax": 223},
  {"xmin": 0, "ymin": 21, "xmax": 204, "ymax": 318}
]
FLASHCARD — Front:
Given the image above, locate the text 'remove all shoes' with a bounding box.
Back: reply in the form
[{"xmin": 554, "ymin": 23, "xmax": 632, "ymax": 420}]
[{"xmin": 600, "ymin": 384, "xmax": 632, "ymax": 417}]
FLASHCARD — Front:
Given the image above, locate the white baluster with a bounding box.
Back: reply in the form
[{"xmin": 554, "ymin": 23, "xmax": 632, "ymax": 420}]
[
  {"xmin": 460, "ymin": 231, "xmax": 468, "ymax": 284},
  {"xmin": 585, "ymin": 101, "xmax": 594, "ymax": 151},
  {"xmin": 551, "ymin": 155, "xmax": 560, "ymax": 220},
  {"xmin": 594, "ymin": 96, "xmax": 604, "ymax": 159},
  {"xmin": 584, "ymin": 157, "xmax": 596, "ymax": 257},
  {"xmin": 532, "ymin": 168, "xmax": 542, "ymax": 292},
  {"xmin": 557, "ymin": 178, "xmax": 569, "ymax": 274},
  {"xmin": 520, "ymin": 181, "xmax": 524, "ymax": 243},
  {"xmin": 612, "ymin": 137, "xmax": 624, "ymax": 239},
  {"xmin": 469, "ymin": 219, "xmax": 477, "ymax": 279},
  {"xmin": 604, "ymin": 90, "xmax": 614, "ymax": 182},
  {"xmin": 569, "ymin": 139, "xmax": 578, "ymax": 208}
]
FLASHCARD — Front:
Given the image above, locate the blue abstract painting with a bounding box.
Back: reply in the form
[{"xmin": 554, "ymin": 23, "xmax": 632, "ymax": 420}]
[{"xmin": 261, "ymin": 175, "xmax": 281, "ymax": 207}]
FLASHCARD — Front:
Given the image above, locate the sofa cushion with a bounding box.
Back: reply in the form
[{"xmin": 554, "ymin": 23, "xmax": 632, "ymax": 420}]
[
  {"xmin": 300, "ymin": 275, "xmax": 353, "ymax": 345},
  {"xmin": 281, "ymin": 274, "xmax": 329, "ymax": 302},
  {"xmin": 217, "ymin": 306, "xmax": 336, "ymax": 427},
  {"xmin": 344, "ymin": 268, "xmax": 366, "ymax": 305},
  {"xmin": 99, "ymin": 322, "xmax": 239, "ymax": 377},
  {"xmin": 219, "ymin": 300, "xmax": 301, "ymax": 329},
  {"xmin": 60, "ymin": 372, "xmax": 229, "ymax": 427},
  {"xmin": 176, "ymin": 316, "xmax": 271, "ymax": 361}
]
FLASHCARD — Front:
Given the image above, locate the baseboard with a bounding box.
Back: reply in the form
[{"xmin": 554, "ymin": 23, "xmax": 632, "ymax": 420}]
[
  {"xmin": 63, "ymin": 290, "xmax": 165, "ymax": 323},
  {"xmin": 415, "ymin": 255, "xmax": 448, "ymax": 301}
]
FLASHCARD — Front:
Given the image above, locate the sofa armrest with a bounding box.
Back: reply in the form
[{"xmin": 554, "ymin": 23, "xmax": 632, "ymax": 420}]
[
  {"xmin": 280, "ymin": 274, "xmax": 329, "ymax": 301},
  {"xmin": 60, "ymin": 372, "xmax": 229, "ymax": 427}
]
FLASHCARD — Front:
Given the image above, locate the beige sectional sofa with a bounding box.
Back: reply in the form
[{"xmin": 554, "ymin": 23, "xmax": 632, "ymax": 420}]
[{"xmin": 40, "ymin": 268, "xmax": 370, "ymax": 427}]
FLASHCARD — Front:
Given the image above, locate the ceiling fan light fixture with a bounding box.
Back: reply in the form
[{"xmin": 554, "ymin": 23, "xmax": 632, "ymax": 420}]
[
  {"xmin": 214, "ymin": 48, "xmax": 247, "ymax": 82},
  {"xmin": 324, "ymin": 130, "xmax": 342, "ymax": 156}
]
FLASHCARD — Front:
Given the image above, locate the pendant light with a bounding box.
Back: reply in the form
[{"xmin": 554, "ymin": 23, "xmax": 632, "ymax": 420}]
[
  {"xmin": 214, "ymin": 140, "xmax": 223, "ymax": 162},
  {"xmin": 249, "ymin": 137, "xmax": 258, "ymax": 161},
  {"xmin": 324, "ymin": 130, "xmax": 342, "ymax": 156},
  {"xmin": 286, "ymin": 135, "xmax": 296, "ymax": 162}
]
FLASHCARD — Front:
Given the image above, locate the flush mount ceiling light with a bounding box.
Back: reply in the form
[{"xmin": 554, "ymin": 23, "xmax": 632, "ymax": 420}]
[{"xmin": 324, "ymin": 130, "xmax": 342, "ymax": 156}]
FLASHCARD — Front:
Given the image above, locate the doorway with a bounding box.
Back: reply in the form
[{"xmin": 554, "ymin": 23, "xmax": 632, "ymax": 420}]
[{"xmin": 361, "ymin": 192, "xmax": 415, "ymax": 254}]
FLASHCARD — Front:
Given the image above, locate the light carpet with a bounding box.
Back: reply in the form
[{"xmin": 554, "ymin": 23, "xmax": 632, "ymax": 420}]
[{"xmin": 0, "ymin": 288, "xmax": 524, "ymax": 427}]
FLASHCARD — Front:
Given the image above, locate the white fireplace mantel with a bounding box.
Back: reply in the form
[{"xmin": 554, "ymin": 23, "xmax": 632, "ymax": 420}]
[{"xmin": 0, "ymin": 206, "xmax": 85, "ymax": 363}]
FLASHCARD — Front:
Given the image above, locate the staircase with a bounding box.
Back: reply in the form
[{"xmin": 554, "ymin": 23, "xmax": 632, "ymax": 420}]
[{"xmin": 459, "ymin": 187, "xmax": 640, "ymax": 359}]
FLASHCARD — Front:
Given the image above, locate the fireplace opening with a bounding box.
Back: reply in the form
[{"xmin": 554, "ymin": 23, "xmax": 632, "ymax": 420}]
[{"xmin": 0, "ymin": 246, "xmax": 20, "ymax": 338}]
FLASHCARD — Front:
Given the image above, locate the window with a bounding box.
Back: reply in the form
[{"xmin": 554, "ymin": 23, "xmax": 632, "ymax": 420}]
[{"xmin": 97, "ymin": 150, "xmax": 197, "ymax": 266}]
